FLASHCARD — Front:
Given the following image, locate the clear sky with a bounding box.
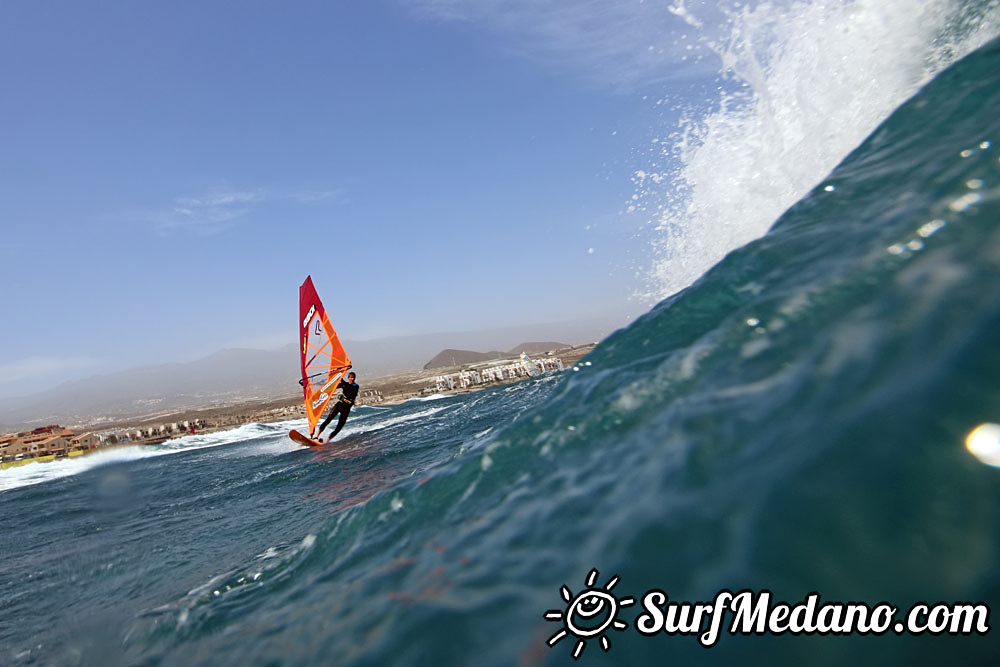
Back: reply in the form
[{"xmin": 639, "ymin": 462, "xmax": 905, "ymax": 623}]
[
  {"xmin": 0, "ymin": 0, "xmax": 721, "ymax": 398},
  {"xmin": 5, "ymin": 0, "xmax": 984, "ymax": 399}
]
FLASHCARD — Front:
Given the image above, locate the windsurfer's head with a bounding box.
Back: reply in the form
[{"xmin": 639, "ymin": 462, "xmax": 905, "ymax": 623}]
[{"xmin": 348, "ymin": 372, "xmax": 356, "ymax": 382}]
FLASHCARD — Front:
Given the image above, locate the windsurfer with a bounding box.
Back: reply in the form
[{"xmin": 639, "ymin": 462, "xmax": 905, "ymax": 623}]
[{"xmin": 312, "ymin": 370, "xmax": 359, "ymax": 442}]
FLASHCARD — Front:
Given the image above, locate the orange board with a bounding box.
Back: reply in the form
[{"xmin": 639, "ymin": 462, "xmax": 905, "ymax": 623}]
[{"xmin": 289, "ymin": 429, "xmax": 324, "ymax": 447}]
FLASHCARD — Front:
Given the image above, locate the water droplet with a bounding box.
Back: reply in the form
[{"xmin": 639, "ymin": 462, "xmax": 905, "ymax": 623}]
[
  {"xmin": 917, "ymin": 219, "xmax": 946, "ymax": 238},
  {"xmin": 949, "ymin": 193, "xmax": 982, "ymax": 212},
  {"xmin": 966, "ymin": 423, "xmax": 1000, "ymax": 467}
]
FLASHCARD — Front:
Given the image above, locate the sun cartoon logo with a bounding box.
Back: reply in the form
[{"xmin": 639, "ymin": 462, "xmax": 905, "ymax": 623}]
[{"xmin": 544, "ymin": 568, "xmax": 635, "ymax": 659}]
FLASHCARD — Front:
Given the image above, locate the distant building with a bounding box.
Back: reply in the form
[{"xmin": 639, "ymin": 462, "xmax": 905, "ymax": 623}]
[
  {"xmin": 18, "ymin": 432, "xmax": 55, "ymax": 450},
  {"xmin": 1, "ymin": 425, "xmax": 89, "ymax": 463},
  {"xmin": 422, "ymin": 355, "xmax": 566, "ymax": 395},
  {"xmin": 37, "ymin": 435, "xmax": 69, "ymax": 456},
  {"xmin": 70, "ymin": 433, "xmax": 100, "ymax": 451},
  {"xmin": 0, "ymin": 433, "xmax": 20, "ymax": 459}
]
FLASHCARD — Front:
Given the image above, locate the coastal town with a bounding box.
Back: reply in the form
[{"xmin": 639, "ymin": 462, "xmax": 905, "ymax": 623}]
[
  {"xmin": 0, "ymin": 344, "xmax": 593, "ymax": 470},
  {"xmin": 1, "ymin": 425, "xmax": 104, "ymax": 468}
]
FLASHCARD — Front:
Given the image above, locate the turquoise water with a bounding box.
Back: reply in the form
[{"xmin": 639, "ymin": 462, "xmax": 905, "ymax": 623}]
[{"xmin": 3, "ymin": 24, "xmax": 1000, "ymax": 667}]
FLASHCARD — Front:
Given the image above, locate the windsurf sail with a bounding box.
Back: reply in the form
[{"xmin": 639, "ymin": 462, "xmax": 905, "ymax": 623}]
[
  {"xmin": 520, "ymin": 352, "xmax": 541, "ymax": 377},
  {"xmin": 299, "ymin": 275, "xmax": 352, "ymax": 435}
]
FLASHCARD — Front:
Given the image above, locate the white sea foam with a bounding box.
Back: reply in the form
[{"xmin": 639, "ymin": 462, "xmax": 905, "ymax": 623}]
[
  {"xmin": 0, "ymin": 422, "xmax": 292, "ymax": 492},
  {"xmin": 0, "ymin": 403, "xmax": 450, "ymax": 491},
  {"xmin": 640, "ymin": 0, "xmax": 1000, "ymax": 300},
  {"xmin": 0, "ymin": 445, "xmax": 170, "ymax": 492},
  {"xmin": 342, "ymin": 405, "xmax": 451, "ymax": 436},
  {"xmin": 409, "ymin": 393, "xmax": 451, "ymax": 402}
]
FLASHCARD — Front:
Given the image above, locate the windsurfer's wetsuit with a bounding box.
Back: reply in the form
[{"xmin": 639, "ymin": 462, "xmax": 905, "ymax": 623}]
[{"xmin": 316, "ymin": 378, "xmax": 359, "ymax": 440}]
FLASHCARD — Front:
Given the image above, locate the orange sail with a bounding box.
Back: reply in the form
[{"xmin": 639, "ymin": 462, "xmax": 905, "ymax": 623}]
[{"xmin": 299, "ymin": 275, "xmax": 352, "ymax": 434}]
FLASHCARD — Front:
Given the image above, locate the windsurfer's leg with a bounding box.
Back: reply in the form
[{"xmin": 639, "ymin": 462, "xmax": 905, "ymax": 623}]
[
  {"xmin": 316, "ymin": 408, "xmax": 337, "ymax": 437},
  {"xmin": 329, "ymin": 408, "xmax": 350, "ymax": 438}
]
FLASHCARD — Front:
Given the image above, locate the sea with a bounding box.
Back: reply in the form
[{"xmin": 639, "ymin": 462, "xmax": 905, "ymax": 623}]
[{"xmin": 3, "ymin": 2, "xmax": 1000, "ymax": 666}]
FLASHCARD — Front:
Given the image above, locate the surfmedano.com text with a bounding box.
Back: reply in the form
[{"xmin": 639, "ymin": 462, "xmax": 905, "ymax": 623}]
[{"xmin": 635, "ymin": 589, "xmax": 990, "ymax": 646}]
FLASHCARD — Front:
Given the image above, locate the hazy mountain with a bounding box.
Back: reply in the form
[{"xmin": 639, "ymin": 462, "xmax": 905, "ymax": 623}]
[
  {"xmin": 423, "ymin": 349, "xmax": 506, "ymax": 370},
  {"xmin": 507, "ymin": 342, "xmax": 571, "ymax": 356},
  {"xmin": 423, "ymin": 342, "xmax": 569, "ymax": 370},
  {"xmin": 0, "ymin": 347, "xmax": 300, "ymax": 431},
  {"xmin": 0, "ymin": 320, "xmax": 615, "ymax": 431}
]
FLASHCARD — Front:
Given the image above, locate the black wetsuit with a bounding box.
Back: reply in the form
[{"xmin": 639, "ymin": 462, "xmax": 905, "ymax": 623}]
[{"xmin": 317, "ymin": 378, "xmax": 359, "ymax": 439}]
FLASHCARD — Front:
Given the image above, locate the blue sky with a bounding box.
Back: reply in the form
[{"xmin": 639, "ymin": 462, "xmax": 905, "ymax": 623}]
[
  {"xmin": 3, "ymin": 0, "xmax": 992, "ymax": 399},
  {"xmin": 1, "ymin": 0, "xmax": 726, "ymax": 397}
]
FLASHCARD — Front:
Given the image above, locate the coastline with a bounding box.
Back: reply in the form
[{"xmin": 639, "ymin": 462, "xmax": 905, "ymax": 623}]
[
  {"xmin": 35, "ymin": 344, "xmax": 596, "ymax": 450},
  {"xmin": 111, "ymin": 343, "xmax": 595, "ymax": 434}
]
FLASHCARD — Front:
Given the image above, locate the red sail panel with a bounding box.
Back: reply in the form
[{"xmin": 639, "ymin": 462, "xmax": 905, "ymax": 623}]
[{"xmin": 299, "ymin": 275, "xmax": 352, "ymax": 434}]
